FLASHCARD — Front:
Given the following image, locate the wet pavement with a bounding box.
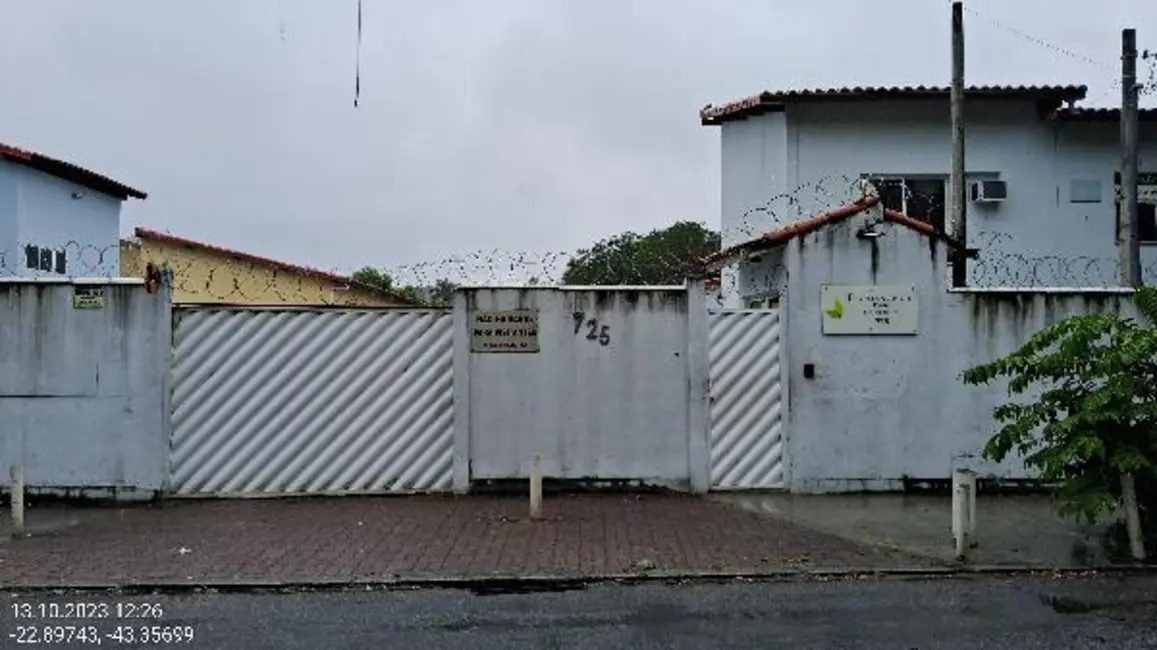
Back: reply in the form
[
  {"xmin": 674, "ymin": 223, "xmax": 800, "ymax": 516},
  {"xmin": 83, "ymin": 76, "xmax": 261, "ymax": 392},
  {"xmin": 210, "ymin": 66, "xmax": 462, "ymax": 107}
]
[
  {"xmin": 716, "ymin": 492, "xmax": 1110, "ymax": 567},
  {"xmin": 0, "ymin": 503, "xmax": 102, "ymax": 540},
  {"xmin": 5, "ymin": 574, "xmax": 1156, "ymax": 649},
  {"xmin": 1, "ymin": 492, "xmax": 1130, "ymax": 589},
  {"xmin": 0, "ymin": 494, "xmax": 937, "ymax": 588}
]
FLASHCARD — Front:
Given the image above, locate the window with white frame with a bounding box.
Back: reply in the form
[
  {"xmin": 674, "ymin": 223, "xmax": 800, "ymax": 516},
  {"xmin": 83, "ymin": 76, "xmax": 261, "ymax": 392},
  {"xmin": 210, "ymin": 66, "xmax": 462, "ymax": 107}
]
[
  {"xmin": 864, "ymin": 175, "xmax": 947, "ymax": 232},
  {"xmin": 23, "ymin": 245, "xmax": 68, "ymax": 274}
]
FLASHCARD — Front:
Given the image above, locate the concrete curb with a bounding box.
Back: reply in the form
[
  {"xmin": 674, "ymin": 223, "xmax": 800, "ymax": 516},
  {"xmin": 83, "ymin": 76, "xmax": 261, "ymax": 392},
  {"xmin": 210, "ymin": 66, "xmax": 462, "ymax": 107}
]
[{"xmin": 5, "ymin": 564, "xmax": 1157, "ymax": 595}]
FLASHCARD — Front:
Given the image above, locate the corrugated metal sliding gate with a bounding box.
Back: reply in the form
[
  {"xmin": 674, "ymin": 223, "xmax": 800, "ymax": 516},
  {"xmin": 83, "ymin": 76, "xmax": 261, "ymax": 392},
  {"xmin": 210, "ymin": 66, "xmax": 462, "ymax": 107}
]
[
  {"xmin": 168, "ymin": 306, "xmax": 454, "ymax": 496},
  {"xmin": 708, "ymin": 309, "xmax": 787, "ymax": 490}
]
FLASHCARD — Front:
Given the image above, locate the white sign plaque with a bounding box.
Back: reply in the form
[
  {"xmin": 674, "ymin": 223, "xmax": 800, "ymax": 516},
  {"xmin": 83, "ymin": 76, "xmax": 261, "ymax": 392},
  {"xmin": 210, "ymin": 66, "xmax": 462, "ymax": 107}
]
[
  {"xmin": 471, "ymin": 309, "xmax": 540, "ymax": 353},
  {"xmin": 820, "ymin": 284, "xmax": 918, "ymax": 335}
]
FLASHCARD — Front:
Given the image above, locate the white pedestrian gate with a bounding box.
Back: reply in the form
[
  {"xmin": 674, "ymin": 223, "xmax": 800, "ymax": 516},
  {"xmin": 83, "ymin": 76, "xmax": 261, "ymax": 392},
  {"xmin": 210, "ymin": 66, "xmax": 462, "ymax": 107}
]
[{"xmin": 708, "ymin": 309, "xmax": 788, "ymax": 489}]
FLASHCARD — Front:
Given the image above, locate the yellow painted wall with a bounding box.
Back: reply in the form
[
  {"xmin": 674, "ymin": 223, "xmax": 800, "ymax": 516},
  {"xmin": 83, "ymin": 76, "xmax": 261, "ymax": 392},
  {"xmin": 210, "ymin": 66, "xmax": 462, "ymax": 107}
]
[{"xmin": 120, "ymin": 239, "xmax": 404, "ymax": 307}]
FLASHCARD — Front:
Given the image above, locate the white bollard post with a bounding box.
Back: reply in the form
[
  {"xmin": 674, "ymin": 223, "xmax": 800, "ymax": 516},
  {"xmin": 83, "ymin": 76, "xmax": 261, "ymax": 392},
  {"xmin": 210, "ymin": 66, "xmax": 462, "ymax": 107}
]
[
  {"xmin": 951, "ymin": 470, "xmax": 971, "ymax": 560},
  {"xmin": 529, "ymin": 454, "xmax": 543, "ymax": 520},
  {"xmin": 10, "ymin": 463, "xmax": 25, "ymax": 539},
  {"xmin": 965, "ymin": 470, "xmax": 978, "ymax": 547}
]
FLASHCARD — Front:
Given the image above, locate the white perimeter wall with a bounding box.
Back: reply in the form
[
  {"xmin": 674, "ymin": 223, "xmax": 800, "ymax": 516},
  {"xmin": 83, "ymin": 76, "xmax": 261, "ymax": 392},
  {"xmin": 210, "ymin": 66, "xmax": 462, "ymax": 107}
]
[
  {"xmin": 754, "ymin": 207, "xmax": 1138, "ymax": 492},
  {"xmin": 454, "ymin": 285, "xmax": 710, "ymax": 492}
]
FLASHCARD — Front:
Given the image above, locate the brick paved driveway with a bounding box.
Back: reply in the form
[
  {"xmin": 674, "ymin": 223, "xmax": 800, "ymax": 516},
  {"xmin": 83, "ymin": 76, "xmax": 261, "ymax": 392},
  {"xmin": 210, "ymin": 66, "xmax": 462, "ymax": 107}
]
[{"xmin": 0, "ymin": 495, "xmax": 943, "ymax": 587}]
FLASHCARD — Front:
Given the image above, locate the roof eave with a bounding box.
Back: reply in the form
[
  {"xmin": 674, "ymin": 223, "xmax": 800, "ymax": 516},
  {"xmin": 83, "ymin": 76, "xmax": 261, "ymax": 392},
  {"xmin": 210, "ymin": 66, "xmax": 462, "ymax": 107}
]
[
  {"xmin": 700, "ymin": 242, "xmax": 786, "ymax": 274},
  {"xmin": 697, "ymin": 198, "xmax": 965, "ymax": 272},
  {"xmin": 702, "ymin": 106, "xmax": 784, "ymax": 126},
  {"xmin": 0, "ymin": 148, "xmax": 147, "ymax": 201},
  {"xmin": 700, "ymin": 85, "xmax": 1089, "ymax": 126},
  {"xmin": 131, "ymin": 228, "xmax": 416, "ymax": 305}
]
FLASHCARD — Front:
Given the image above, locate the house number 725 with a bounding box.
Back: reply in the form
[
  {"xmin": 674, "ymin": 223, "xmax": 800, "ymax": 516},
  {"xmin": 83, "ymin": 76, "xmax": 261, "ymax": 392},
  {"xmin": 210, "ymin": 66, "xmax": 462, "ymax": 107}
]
[{"xmin": 572, "ymin": 312, "xmax": 610, "ymax": 346}]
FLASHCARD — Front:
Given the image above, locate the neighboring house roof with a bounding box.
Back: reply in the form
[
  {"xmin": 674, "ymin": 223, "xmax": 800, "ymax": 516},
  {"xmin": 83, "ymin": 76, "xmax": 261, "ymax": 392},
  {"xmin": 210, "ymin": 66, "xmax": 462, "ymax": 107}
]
[
  {"xmin": 700, "ymin": 84, "xmax": 1088, "ymax": 125},
  {"xmin": 700, "ymin": 196, "xmax": 962, "ymax": 272},
  {"xmin": 129, "ymin": 227, "xmax": 415, "ymax": 304},
  {"xmin": 1052, "ymin": 107, "xmax": 1157, "ymax": 123},
  {"xmin": 0, "ymin": 141, "xmax": 147, "ymax": 200}
]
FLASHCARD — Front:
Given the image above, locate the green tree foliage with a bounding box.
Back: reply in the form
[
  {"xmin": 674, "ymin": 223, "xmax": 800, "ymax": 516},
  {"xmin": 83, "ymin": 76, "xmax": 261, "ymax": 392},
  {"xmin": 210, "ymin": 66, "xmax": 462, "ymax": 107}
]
[
  {"xmin": 961, "ymin": 287, "xmax": 1157, "ymax": 557},
  {"xmin": 427, "ymin": 278, "xmax": 459, "ymax": 307},
  {"xmin": 561, "ymin": 221, "xmax": 721, "ymax": 286},
  {"xmin": 351, "ymin": 267, "xmax": 459, "ymax": 306},
  {"xmin": 351, "ymin": 267, "xmax": 424, "ymax": 305},
  {"xmin": 351, "ymin": 267, "xmax": 394, "ymax": 291}
]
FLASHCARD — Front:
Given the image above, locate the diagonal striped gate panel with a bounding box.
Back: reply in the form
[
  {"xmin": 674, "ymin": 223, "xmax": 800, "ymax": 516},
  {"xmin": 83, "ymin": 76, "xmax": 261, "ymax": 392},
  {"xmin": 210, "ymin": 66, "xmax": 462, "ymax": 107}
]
[
  {"xmin": 708, "ymin": 309, "xmax": 786, "ymax": 489},
  {"xmin": 169, "ymin": 307, "xmax": 454, "ymax": 496}
]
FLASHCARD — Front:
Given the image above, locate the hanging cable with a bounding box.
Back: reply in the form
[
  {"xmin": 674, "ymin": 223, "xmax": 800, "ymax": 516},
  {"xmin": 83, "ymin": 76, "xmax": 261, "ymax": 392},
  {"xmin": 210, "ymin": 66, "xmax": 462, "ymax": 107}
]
[
  {"xmin": 354, "ymin": 0, "xmax": 363, "ymax": 107},
  {"xmin": 278, "ymin": 0, "xmax": 287, "ymax": 42}
]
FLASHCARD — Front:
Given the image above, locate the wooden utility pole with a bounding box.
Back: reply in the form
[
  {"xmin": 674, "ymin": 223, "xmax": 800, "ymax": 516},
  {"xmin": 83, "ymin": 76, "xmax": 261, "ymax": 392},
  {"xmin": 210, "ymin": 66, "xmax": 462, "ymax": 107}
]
[
  {"xmin": 950, "ymin": 2, "xmax": 968, "ymax": 288},
  {"xmin": 1119, "ymin": 28, "xmax": 1141, "ymax": 287}
]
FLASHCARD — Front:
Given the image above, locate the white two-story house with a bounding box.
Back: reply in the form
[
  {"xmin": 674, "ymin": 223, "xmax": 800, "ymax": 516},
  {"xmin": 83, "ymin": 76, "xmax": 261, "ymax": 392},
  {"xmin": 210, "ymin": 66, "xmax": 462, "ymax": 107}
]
[
  {"xmin": 0, "ymin": 141, "xmax": 146, "ymax": 277},
  {"xmin": 701, "ymin": 84, "xmax": 1157, "ymax": 307}
]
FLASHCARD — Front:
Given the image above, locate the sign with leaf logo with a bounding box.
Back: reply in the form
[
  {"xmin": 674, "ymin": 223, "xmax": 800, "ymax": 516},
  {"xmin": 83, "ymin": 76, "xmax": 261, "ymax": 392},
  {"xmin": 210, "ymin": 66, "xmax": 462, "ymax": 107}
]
[{"xmin": 820, "ymin": 285, "xmax": 918, "ymax": 335}]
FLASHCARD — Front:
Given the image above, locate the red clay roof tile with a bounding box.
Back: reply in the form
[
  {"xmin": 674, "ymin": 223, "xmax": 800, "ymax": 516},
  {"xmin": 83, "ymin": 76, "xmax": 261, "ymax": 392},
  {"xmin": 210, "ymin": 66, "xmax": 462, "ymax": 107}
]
[
  {"xmin": 700, "ymin": 196, "xmax": 960, "ymax": 271},
  {"xmin": 700, "ymin": 84, "xmax": 1087, "ymax": 124},
  {"xmin": 0, "ymin": 141, "xmax": 146, "ymax": 200}
]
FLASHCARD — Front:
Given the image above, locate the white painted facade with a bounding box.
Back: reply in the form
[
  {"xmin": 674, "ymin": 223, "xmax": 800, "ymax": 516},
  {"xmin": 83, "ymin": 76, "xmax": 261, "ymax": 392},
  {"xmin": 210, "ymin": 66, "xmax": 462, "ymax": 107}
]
[
  {"xmin": 735, "ymin": 205, "xmax": 1139, "ymax": 492},
  {"xmin": 0, "ymin": 156, "xmax": 137, "ymax": 278},
  {"xmin": 715, "ymin": 97, "xmax": 1157, "ymax": 305}
]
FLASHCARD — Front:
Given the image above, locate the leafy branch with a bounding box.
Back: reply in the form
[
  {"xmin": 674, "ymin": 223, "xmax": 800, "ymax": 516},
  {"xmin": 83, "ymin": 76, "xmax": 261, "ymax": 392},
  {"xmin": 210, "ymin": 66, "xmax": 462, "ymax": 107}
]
[{"xmin": 962, "ymin": 288, "xmax": 1157, "ymax": 558}]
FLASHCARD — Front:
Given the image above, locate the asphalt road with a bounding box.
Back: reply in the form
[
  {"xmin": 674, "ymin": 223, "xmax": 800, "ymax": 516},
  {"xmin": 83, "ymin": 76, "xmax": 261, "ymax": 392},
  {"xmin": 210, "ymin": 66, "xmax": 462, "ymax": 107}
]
[{"xmin": 3, "ymin": 575, "xmax": 1156, "ymax": 649}]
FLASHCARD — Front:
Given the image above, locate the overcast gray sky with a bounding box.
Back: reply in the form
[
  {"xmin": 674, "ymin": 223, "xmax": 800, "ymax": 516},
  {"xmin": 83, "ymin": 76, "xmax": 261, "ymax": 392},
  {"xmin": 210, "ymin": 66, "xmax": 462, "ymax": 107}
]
[{"xmin": 0, "ymin": 0, "xmax": 1153, "ymax": 283}]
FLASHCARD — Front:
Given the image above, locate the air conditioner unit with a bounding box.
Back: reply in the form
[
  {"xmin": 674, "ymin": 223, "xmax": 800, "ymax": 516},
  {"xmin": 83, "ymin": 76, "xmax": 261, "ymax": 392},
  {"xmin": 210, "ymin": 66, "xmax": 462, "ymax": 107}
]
[{"xmin": 970, "ymin": 180, "xmax": 1007, "ymax": 203}]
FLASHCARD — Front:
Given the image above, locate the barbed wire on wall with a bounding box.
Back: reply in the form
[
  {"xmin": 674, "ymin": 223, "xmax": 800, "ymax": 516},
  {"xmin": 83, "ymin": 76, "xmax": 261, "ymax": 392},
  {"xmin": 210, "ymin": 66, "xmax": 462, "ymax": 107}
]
[
  {"xmin": 968, "ymin": 230, "xmax": 1157, "ymax": 289},
  {"xmin": 0, "ymin": 174, "xmax": 1148, "ymax": 308},
  {"xmin": 385, "ymin": 249, "xmax": 572, "ymax": 287},
  {"xmin": 0, "ymin": 245, "xmax": 390, "ymax": 307},
  {"xmin": 0, "ymin": 240, "xmax": 722, "ymax": 307},
  {"xmin": 0, "ymin": 239, "xmax": 1148, "ymax": 309},
  {"xmin": 1142, "ymin": 49, "xmax": 1157, "ymax": 99},
  {"xmin": 726, "ymin": 173, "xmax": 870, "ymax": 243},
  {"xmin": 0, "ymin": 174, "xmax": 885, "ymax": 307},
  {"xmin": 0, "ymin": 150, "xmax": 1149, "ymax": 309}
]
